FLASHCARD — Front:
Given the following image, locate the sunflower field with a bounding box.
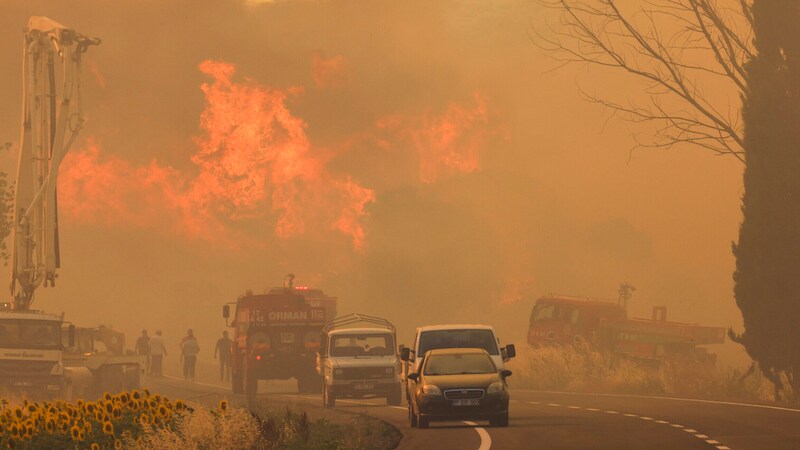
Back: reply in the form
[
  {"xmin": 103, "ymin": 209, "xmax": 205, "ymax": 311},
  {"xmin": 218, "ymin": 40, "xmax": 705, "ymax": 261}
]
[{"xmin": 0, "ymin": 389, "xmax": 238, "ymax": 449}]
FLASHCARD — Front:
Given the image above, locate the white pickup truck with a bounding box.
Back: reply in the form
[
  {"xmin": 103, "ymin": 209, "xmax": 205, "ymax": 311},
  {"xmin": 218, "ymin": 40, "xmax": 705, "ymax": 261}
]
[{"xmin": 316, "ymin": 314, "xmax": 402, "ymax": 407}]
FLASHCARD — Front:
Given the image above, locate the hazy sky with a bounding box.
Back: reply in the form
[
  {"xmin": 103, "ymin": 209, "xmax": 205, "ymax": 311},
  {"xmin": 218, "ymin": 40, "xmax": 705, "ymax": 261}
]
[{"xmin": 0, "ymin": 0, "xmax": 746, "ymax": 363}]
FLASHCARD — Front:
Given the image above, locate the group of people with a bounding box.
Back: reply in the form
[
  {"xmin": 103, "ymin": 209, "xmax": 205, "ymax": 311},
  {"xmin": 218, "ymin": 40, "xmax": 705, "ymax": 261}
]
[{"xmin": 135, "ymin": 329, "xmax": 233, "ymax": 382}]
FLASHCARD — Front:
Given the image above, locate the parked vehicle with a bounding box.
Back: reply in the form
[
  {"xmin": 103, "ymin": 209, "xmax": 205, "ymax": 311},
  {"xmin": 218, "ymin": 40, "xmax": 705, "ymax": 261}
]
[
  {"xmin": 317, "ymin": 314, "xmax": 402, "ymax": 407},
  {"xmin": 528, "ymin": 295, "xmax": 726, "ymax": 363},
  {"xmin": 62, "ymin": 326, "xmax": 143, "ymax": 398},
  {"xmin": 406, "ymin": 347, "xmax": 511, "ymax": 428}
]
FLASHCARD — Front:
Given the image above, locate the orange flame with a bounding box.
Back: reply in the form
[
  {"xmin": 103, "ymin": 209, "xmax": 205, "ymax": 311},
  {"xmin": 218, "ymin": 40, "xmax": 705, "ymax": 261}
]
[
  {"xmin": 60, "ymin": 60, "xmax": 374, "ymax": 249},
  {"xmin": 311, "ymin": 52, "xmax": 347, "ymax": 88},
  {"xmin": 377, "ymin": 93, "xmax": 489, "ymax": 183}
]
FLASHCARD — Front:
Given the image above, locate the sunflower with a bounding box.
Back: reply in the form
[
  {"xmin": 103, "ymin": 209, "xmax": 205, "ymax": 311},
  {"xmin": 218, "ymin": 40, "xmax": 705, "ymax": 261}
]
[
  {"xmin": 9, "ymin": 423, "xmax": 19, "ymax": 437},
  {"xmin": 219, "ymin": 400, "xmax": 228, "ymax": 411},
  {"xmin": 157, "ymin": 405, "xmax": 168, "ymax": 417},
  {"xmin": 143, "ymin": 388, "xmax": 150, "ymax": 397},
  {"xmin": 104, "ymin": 402, "xmax": 114, "ymax": 414},
  {"xmin": 139, "ymin": 413, "xmax": 149, "ymax": 426},
  {"xmin": 13, "ymin": 408, "xmax": 22, "ymax": 420},
  {"xmin": 131, "ymin": 390, "xmax": 141, "ymax": 400},
  {"xmin": 103, "ymin": 392, "xmax": 112, "ymax": 402},
  {"xmin": 114, "ymin": 439, "xmax": 123, "ymax": 449},
  {"xmin": 112, "ymin": 407, "xmax": 122, "ymax": 419},
  {"xmin": 102, "ymin": 420, "xmax": 114, "ymax": 435},
  {"xmin": 174, "ymin": 400, "xmax": 185, "ymax": 411},
  {"xmin": 78, "ymin": 430, "xmax": 85, "ymax": 441},
  {"xmin": 91, "ymin": 444, "xmax": 100, "ymax": 450},
  {"xmin": 70, "ymin": 425, "xmax": 80, "ymax": 440}
]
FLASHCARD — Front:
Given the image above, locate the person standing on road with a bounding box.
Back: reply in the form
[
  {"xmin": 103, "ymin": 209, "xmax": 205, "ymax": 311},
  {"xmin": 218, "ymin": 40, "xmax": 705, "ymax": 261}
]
[
  {"xmin": 181, "ymin": 329, "xmax": 200, "ymax": 381},
  {"xmin": 135, "ymin": 329, "xmax": 151, "ymax": 375},
  {"xmin": 214, "ymin": 330, "xmax": 233, "ymax": 382},
  {"xmin": 149, "ymin": 330, "xmax": 167, "ymax": 377}
]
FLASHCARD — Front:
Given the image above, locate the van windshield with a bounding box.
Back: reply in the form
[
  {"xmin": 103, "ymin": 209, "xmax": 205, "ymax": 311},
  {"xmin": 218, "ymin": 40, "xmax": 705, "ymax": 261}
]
[
  {"xmin": 0, "ymin": 320, "xmax": 61, "ymax": 350},
  {"xmin": 330, "ymin": 334, "xmax": 394, "ymax": 357},
  {"xmin": 418, "ymin": 329, "xmax": 498, "ymax": 356},
  {"xmin": 424, "ymin": 353, "xmax": 497, "ymax": 375}
]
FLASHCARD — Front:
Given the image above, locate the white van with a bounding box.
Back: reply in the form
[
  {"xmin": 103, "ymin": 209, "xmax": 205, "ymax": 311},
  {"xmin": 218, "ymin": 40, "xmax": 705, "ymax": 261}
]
[{"xmin": 400, "ymin": 324, "xmax": 515, "ymax": 380}]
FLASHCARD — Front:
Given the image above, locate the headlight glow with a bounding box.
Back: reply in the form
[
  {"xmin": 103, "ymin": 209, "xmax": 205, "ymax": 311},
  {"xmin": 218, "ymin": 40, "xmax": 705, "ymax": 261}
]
[
  {"xmin": 487, "ymin": 381, "xmax": 504, "ymax": 394},
  {"xmin": 422, "ymin": 385, "xmax": 442, "ymax": 396}
]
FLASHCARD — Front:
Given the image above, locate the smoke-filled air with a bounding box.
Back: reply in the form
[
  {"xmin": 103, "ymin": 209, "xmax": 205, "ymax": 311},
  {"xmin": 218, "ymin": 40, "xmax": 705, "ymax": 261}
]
[{"xmin": 5, "ymin": 0, "xmax": 797, "ymax": 447}]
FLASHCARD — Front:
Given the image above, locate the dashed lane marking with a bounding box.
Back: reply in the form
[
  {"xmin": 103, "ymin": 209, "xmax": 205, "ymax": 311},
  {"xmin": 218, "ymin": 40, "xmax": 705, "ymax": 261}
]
[{"xmin": 524, "ymin": 400, "xmax": 731, "ymax": 449}]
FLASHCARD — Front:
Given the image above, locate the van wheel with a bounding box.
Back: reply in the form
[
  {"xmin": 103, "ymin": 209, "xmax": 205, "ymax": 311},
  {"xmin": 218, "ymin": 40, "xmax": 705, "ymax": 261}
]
[
  {"xmin": 387, "ymin": 385, "xmax": 402, "ymax": 406},
  {"xmin": 408, "ymin": 403, "xmax": 417, "ymax": 427},
  {"xmin": 323, "ymin": 385, "xmax": 336, "ymax": 408}
]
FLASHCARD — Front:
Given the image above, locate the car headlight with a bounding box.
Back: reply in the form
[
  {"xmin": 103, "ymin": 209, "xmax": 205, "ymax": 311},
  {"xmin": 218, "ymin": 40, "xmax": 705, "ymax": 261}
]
[
  {"xmin": 487, "ymin": 381, "xmax": 505, "ymax": 394},
  {"xmin": 422, "ymin": 385, "xmax": 442, "ymax": 396}
]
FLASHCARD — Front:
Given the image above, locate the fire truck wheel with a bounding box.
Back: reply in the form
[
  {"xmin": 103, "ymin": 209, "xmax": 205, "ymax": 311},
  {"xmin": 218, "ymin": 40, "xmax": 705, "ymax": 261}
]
[
  {"xmin": 244, "ymin": 370, "xmax": 257, "ymax": 400},
  {"xmin": 232, "ymin": 371, "xmax": 244, "ymax": 394},
  {"xmin": 323, "ymin": 385, "xmax": 336, "ymax": 408}
]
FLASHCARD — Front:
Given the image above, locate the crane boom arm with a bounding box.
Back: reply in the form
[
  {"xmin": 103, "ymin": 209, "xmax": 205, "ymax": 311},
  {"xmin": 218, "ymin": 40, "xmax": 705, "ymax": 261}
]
[{"xmin": 11, "ymin": 17, "xmax": 99, "ymax": 310}]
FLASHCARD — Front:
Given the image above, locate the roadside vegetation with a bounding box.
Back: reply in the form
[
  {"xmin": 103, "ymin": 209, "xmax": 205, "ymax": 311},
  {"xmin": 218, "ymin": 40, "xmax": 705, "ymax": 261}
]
[
  {"xmin": 0, "ymin": 389, "xmax": 400, "ymax": 450},
  {"xmin": 509, "ymin": 344, "xmax": 793, "ymax": 403}
]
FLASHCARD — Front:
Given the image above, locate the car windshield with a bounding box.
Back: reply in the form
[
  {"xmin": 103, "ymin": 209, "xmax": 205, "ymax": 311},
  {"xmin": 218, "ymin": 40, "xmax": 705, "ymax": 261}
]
[
  {"xmin": 330, "ymin": 334, "xmax": 394, "ymax": 357},
  {"xmin": 418, "ymin": 329, "xmax": 499, "ymax": 356},
  {"xmin": 423, "ymin": 353, "xmax": 497, "ymax": 375},
  {"xmin": 0, "ymin": 320, "xmax": 61, "ymax": 349}
]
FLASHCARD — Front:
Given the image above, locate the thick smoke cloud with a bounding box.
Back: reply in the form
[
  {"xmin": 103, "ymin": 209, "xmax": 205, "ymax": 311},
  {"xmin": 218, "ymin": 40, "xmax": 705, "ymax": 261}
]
[{"xmin": 0, "ymin": 0, "xmax": 746, "ymax": 364}]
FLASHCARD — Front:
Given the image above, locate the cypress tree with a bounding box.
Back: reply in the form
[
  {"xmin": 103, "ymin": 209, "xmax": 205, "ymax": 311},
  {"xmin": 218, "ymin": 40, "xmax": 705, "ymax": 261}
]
[{"xmin": 733, "ymin": 1, "xmax": 800, "ymax": 397}]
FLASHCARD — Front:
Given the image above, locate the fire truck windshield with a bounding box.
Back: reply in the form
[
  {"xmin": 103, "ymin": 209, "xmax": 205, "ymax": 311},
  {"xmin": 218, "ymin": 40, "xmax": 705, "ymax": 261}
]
[{"xmin": 0, "ymin": 320, "xmax": 61, "ymax": 349}]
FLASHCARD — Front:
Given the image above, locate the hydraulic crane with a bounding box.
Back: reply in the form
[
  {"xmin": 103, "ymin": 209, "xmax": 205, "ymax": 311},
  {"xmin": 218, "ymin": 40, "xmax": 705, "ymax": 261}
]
[{"xmin": 11, "ymin": 17, "xmax": 100, "ymax": 310}]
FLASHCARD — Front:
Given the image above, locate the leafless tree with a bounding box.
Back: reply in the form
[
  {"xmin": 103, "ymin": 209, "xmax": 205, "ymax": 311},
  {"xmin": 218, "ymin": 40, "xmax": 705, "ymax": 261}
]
[{"xmin": 534, "ymin": 0, "xmax": 753, "ymax": 162}]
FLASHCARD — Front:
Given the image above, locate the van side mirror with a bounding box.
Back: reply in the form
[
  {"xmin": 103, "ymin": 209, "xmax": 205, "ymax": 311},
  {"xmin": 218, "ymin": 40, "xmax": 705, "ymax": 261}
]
[
  {"xmin": 407, "ymin": 372, "xmax": 419, "ymax": 382},
  {"xmin": 400, "ymin": 347, "xmax": 411, "ymax": 361},
  {"xmin": 503, "ymin": 344, "xmax": 516, "ymax": 359},
  {"xmin": 501, "ymin": 369, "xmax": 513, "ymax": 378},
  {"xmin": 68, "ymin": 325, "xmax": 76, "ymax": 347},
  {"xmin": 222, "ymin": 305, "xmax": 230, "ymax": 319}
]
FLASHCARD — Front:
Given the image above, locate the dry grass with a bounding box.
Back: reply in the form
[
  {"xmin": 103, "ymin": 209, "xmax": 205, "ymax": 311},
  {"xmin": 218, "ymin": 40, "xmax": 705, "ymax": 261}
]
[{"xmin": 508, "ymin": 344, "xmax": 782, "ymax": 402}]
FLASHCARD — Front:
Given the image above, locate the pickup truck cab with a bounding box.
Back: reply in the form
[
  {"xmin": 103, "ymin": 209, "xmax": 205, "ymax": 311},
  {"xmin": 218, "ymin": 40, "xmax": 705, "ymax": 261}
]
[
  {"xmin": 317, "ymin": 314, "xmax": 402, "ymax": 407},
  {"xmin": 400, "ymin": 324, "xmax": 515, "ymax": 400}
]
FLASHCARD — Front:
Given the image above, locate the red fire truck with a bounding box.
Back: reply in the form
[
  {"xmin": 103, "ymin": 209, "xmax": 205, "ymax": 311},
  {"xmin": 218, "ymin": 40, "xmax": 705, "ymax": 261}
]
[
  {"xmin": 223, "ymin": 275, "xmax": 337, "ymax": 400},
  {"xmin": 528, "ymin": 295, "xmax": 725, "ymax": 363}
]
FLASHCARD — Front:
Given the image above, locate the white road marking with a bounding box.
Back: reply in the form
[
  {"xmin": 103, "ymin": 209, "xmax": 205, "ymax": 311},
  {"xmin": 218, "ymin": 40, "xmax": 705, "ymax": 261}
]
[
  {"xmin": 683, "ymin": 428, "xmax": 697, "ymax": 433},
  {"xmin": 547, "ymin": 403, "xmax": 561, "ymax": 407},
  {"xmin": 639, "ymin": 416, "xmax": 653, "ymax": 420},
  {"xmin": 605, "ymin": 410, "xmax": 619, "ymax": 414},
  {"xmin": 655, "ymin": 420, "xmax": 669, "ymax": 424},
  {"xmin": 586, "ymin": 408, "xmax": 599, "ymax": 412},
  {"xmin": 516, "ymin": 389, "xmax": 800, "ymax": 414},
  {"xmin": 706, "ymin": 440, "xmax": 719, "ymax": 444},
  {"xmin": 716, "ymin": 446, "xmax": 731, "ymax": 449},
  {"xmin": 567, "ymin": 406, "xmax": 581, "ymax": 409},
  {"xmin": 528, "ymin": 401, "xmax": 540, "ymax": 405},
  {"xmin": 671, "ymin": 424, "xmax": 684, "ymax": 428},
  {"xmin": 623, "ymin": 413, "xmax": 637, "ymax": 417},
  {"xmin": 695, "ymin": 434, "xmax": 708, "ymax": 439},
  {"xmin": 463, "ymin": 421, "xmax": 492, "ymax": 450}
]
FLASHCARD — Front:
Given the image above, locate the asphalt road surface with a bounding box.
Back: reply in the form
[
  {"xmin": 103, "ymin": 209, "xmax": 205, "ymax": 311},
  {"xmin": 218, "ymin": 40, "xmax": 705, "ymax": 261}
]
[{"xmin": 145, "ymin": 376, "xmax": 800, "ymax": 450}]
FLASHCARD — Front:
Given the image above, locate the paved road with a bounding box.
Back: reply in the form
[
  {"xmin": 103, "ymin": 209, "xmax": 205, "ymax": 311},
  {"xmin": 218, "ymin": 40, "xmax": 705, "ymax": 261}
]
[{"xmin": 144, "ymin": 376, "xmax": 800, "ymax": 450}]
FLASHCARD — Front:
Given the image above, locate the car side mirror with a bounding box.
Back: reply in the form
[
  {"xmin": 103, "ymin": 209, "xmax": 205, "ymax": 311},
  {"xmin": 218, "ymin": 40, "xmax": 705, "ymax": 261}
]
[
  {"xmin": 503, "ymin": 344, "xmax": 516, "ymax": 359},
  {"xmin": 501, "ymin": 369, "xmax": 513, "ymax": 378},
  {"xmin": 222, "ymin": 305, "xmax": 230, "ymax": 319},
  {"xmin": 407, "ymin": 372, "xmax": 419, "ymax": 382},
  {"xmin": 400, "ymin": 347, "xmax": 411, "ymax": 361}
]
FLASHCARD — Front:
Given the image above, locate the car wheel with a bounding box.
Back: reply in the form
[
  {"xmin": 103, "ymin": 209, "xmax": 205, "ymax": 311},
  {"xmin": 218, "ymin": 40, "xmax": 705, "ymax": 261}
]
[
  {"xmin": 490, "ymin": 413, "xmax": 509, "ymax": 427},
  {"xmin": 408, "ymin": 402, "xmax": 418, "ymax": 427}
]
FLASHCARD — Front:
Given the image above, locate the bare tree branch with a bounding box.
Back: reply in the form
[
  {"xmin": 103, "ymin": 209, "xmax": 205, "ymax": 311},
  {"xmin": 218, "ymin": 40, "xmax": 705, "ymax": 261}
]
[{"xmin": 534, "ymin": 0, "xmax": 753, "ymax": 162}]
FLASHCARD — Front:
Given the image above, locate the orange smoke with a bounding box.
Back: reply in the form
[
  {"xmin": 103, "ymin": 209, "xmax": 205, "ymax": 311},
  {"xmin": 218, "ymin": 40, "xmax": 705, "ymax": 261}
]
[
  {"xmin": 377, "ymin": 93, "xmax": 490, "ymax": 183},
  {"xmin": 311, "ymin": 52, "xmax": 347, "ymax": 88},
  {"xmin": 59, "ymin": 60, "xmax": 374, "ymax": 249}
]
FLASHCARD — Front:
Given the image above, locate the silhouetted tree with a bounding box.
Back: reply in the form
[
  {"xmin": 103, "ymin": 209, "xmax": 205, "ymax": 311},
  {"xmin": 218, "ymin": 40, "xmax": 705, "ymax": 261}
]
[
  {"xmin": 731, "ymin": 1, "xmax": 800, "ymax": 399},
  {"xmin": 535, "ymin": 0, "xmax": 752, "ymax": 161}
]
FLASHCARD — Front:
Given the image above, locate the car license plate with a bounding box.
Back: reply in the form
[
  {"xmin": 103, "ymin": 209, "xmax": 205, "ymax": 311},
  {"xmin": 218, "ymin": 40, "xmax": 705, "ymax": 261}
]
[
  {"xmin": 452, "ymin": 399, "xmax": 480, "ymax": 406},
  {"xmin": 280, "ymin": 333, "xmax": 295, "ymax": 344},
  {"xmin": 354, "ymin": 384, "xmax": 374, "ymax": 390}
]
